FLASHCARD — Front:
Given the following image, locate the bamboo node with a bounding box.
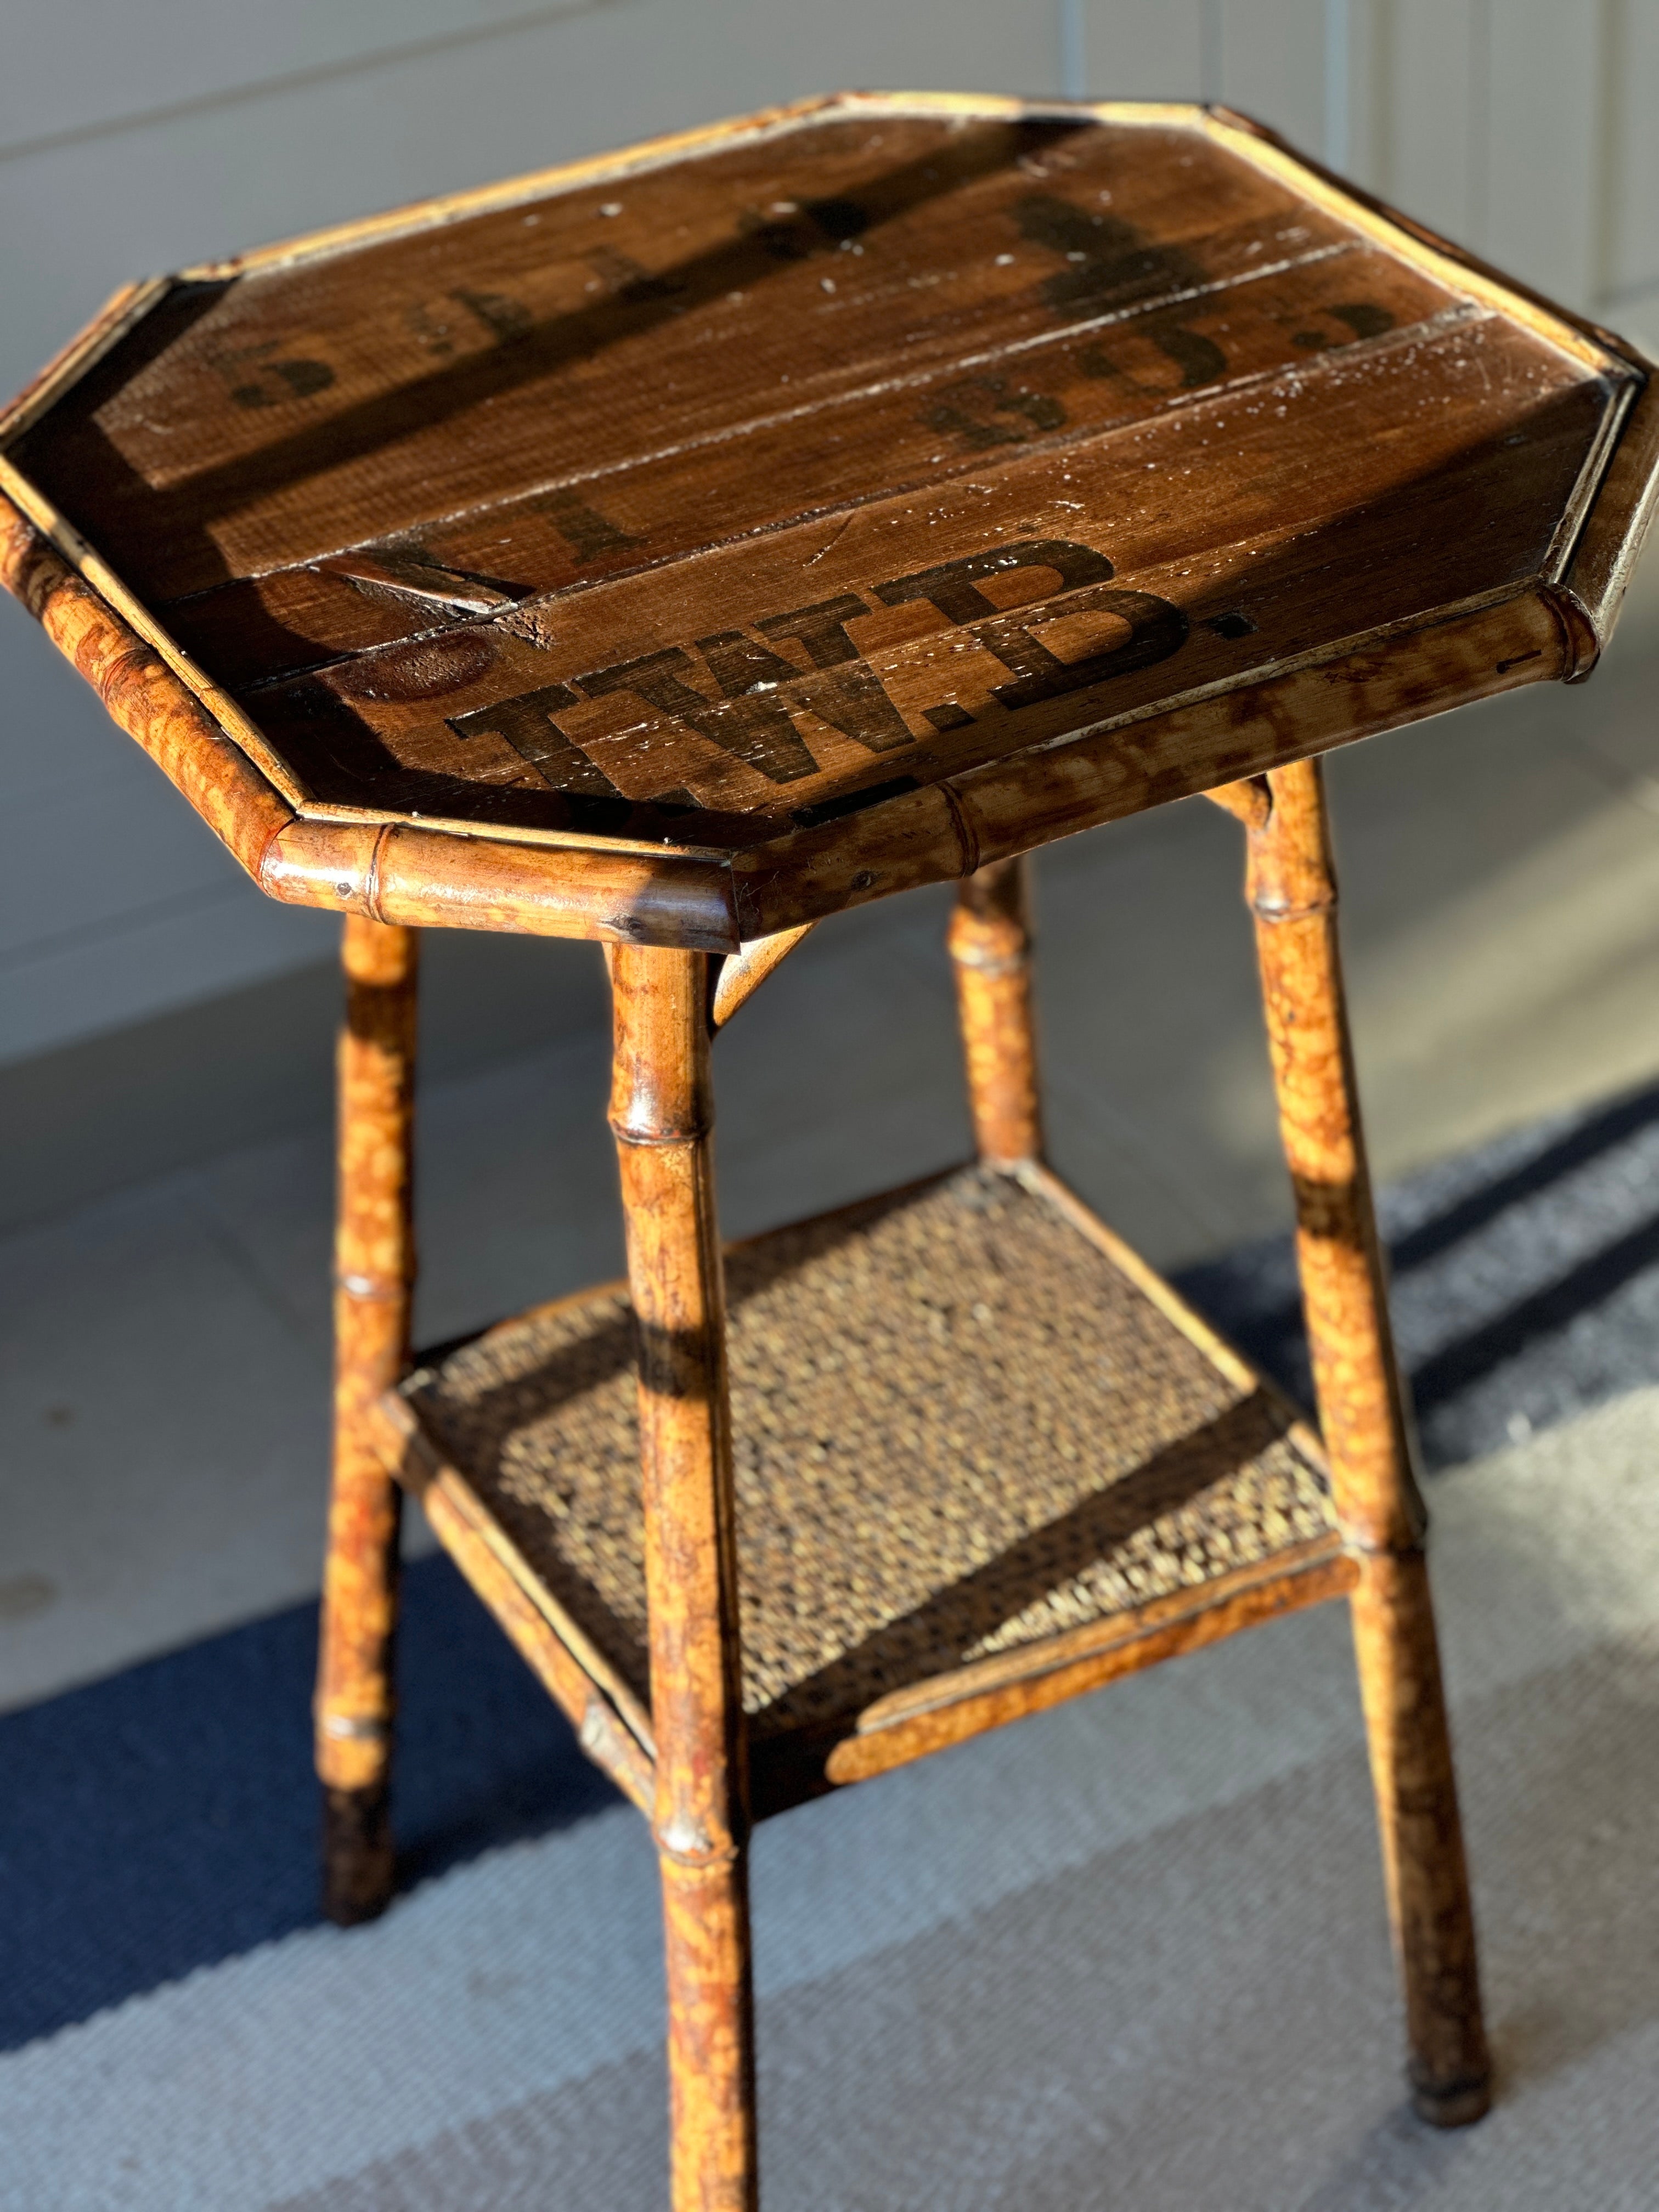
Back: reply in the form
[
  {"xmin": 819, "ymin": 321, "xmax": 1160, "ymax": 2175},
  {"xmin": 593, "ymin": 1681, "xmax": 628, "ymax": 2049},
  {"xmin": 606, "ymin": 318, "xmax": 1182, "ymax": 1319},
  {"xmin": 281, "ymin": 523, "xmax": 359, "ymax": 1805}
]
[
  {"xmin": 654, "ymin": 1811, "xmax": 744, "ymax": 1867},
  {"xmin": 608, "ymin": 1110, "xmax": 714, "ymax": 1147},
  {"xmin": 949, "ymin": 943, "xmax": 1029, "ymax": 977},
  {"xmin": 364, "ymin": 822, "xmax": 396, "ymax": 922},
  {"xmin": 337, "ymin": 1270, "xmax": 410, "ymax": 1300},
  {"xmin": 940, "ymin": 782, "xmax": 980, "ymax": 878},
  {"xmin": 320, "ymin": 1712, "xmax": 392, "ymax": 1743},
  {"xmin": 1247, "ymin": 886, "xmax": 1338, "ymax": 923}
]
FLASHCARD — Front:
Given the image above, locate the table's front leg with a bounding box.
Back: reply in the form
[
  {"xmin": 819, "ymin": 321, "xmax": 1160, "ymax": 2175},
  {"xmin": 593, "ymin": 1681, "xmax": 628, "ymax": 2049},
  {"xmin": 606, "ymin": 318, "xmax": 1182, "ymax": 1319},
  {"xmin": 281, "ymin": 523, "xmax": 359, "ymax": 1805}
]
[
  {"xmin": 1242, "ymin": 758, "xmax": 1491, "ymax": 2126},
  {"xmin": 610, "ymin": 943, "xmax": 757, "ymax": 2212},
  {"xmin": 949, "ymin": 853, "xmax": 1044, "ymax": 1167},
  {"xmin": 317, "ymin": 914, "xmax": 417, "ymax": 1925}
]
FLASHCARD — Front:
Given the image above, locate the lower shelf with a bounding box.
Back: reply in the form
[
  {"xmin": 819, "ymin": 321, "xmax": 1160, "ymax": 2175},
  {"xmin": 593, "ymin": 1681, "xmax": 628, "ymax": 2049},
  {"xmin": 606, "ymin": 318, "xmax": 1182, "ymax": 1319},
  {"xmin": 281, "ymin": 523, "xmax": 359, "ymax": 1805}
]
[{"xmin": 376, "ymin": 1163, "xmax": 1353, "ymax": 1819}]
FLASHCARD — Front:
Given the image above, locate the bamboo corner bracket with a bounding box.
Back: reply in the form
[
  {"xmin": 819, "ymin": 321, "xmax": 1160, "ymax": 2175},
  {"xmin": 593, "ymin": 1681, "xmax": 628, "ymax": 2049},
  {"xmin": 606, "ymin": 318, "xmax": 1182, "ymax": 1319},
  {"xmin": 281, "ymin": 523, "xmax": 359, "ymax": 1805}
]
[{"xmin": 5, "ymin": 91, "xmax": 1658, "ymax": 2212}]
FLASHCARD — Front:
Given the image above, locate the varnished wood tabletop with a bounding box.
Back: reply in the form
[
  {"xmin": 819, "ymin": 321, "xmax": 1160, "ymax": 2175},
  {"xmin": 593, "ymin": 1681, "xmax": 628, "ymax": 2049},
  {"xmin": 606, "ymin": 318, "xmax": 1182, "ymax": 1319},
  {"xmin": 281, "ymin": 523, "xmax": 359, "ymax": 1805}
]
[{"xmin": 3, "ymin": 93, "xmax": 1655, "ymax": 947}]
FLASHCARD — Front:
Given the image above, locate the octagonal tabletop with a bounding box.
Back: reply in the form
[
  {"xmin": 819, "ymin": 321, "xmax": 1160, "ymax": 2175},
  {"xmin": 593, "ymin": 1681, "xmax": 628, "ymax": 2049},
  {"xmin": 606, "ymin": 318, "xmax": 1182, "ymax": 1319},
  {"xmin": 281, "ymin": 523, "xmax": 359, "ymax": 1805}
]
[{"xmin": 3, "ymin": 93, "xmax": 1656, "ymax": 951}]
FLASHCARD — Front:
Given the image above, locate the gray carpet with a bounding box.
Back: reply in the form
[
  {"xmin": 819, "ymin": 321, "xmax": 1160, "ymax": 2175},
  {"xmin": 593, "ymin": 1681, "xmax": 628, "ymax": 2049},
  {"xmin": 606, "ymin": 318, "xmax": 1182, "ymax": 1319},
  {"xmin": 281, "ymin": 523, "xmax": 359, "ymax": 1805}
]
[{"xmin": 9, "ymin": 1079, "xmax": 1659, "ymax": 2209}]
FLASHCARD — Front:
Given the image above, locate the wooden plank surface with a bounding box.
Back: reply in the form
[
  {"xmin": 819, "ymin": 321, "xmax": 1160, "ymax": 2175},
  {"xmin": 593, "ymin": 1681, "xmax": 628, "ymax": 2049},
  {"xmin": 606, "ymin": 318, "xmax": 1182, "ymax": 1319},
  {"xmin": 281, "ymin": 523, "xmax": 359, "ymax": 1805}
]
[
  {"xmin": 161, "ymin": 241, "xmax": 1453, "ymax": 692},
  {"xmin": 16, "ymin": 112, "xmax": 1350, "ymax": 596},
  {"xmin": 241, "ymin": 315, "xmax": 1615, "ymax": 842}
]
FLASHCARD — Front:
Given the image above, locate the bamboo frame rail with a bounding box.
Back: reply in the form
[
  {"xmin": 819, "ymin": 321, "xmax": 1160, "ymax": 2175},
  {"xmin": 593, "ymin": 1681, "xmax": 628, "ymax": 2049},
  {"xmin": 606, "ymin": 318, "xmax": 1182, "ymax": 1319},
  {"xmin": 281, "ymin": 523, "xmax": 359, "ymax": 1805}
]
[
  {"xmin": 0, "ymin": 491, "xmax": 294, "ymax": 878},
  {"xmin": 317, "ymin": 913, "xmax": 419, "ymax": 1924},
  {"xmin": 610, "ymin": 945, "xmax": 758, "ymax": 2212},
  {"xmin": 1235, "ymin": 758, "xmax": 1490, "ymax": 2125}
]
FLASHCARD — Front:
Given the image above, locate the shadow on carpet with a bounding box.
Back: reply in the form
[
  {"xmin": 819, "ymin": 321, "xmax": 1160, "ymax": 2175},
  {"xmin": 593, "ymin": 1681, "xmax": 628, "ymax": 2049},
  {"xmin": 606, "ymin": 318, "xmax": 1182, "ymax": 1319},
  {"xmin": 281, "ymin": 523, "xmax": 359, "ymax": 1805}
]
[
  {"xmin": 1176, "ymin": 1073, "xmax": 1659, "ymax": 1469},
  {"xmin": 0, "ymin": 1551, "xmax": 619, "ymax": 2052}
]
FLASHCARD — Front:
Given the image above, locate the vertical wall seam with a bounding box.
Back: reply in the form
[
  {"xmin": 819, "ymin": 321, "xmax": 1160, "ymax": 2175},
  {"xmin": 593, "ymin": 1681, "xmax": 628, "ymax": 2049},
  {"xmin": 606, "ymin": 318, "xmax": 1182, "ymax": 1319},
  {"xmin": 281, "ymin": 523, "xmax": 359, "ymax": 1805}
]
[
  {"xmin": 1469, "ymin": 0, "xmax": 1492, "ymax": 250},
  {"xmin": 1590, "ymin": 0, "xmax": 1628, "ymax": 312},
  {"xmin": 1366, "ymin": 0, "xmax": 1397, "ymax": 200},
  {"xmin": 1325, "ymin": 0, "xmax": 1353, "ymax": 172},
  {"xmin": 1200, "ymin": 0, "xmax": 1225, "ymax": 104},
  {"xmin": 1058, "ymin": 0, "xmax": 1087, "ymax": 99}
]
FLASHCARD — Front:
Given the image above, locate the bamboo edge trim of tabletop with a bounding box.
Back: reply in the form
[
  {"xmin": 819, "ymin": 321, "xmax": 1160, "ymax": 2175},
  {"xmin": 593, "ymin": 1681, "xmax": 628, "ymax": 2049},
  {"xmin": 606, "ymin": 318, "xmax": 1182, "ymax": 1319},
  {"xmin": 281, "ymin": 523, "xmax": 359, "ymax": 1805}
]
[
  {"xmin": 1, "ymin": 93, "xmax": 1654, "ymax": 949},
  {"xmin": 0, "ymin": 489, "xmax": 746, "ymax": 949},
  {"xmin": 0, "ymin": 492, "xmax": 1615, "ymax": 947}
]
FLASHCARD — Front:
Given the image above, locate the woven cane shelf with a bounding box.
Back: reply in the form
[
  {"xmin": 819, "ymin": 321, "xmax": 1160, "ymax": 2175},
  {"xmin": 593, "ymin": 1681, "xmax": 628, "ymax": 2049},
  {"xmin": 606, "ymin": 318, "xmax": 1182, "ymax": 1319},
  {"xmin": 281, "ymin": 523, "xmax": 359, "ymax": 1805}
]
[{"xmin": 377, "ymin": 1163, "xmax": 1351, "ymax": 1816}]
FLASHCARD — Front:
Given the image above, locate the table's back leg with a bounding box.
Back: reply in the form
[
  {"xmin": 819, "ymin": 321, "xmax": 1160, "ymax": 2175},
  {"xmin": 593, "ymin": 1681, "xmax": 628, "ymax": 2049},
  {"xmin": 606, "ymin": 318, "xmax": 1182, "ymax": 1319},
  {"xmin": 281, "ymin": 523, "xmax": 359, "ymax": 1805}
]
[
  {"xmin": 949, "ymin": 854, "xmax": 1044, "ymax": 1165},
  {"xmin": 316, "ymin": 915, "xmax": 418, "ymax": 1926},
  {"xmin": 610, "ymin": 944, "xmax": 758, "ymax": 2212},
  {"xmin": 1241, "ymin": 759, "xmax": 1491, "ymax": 2126}
]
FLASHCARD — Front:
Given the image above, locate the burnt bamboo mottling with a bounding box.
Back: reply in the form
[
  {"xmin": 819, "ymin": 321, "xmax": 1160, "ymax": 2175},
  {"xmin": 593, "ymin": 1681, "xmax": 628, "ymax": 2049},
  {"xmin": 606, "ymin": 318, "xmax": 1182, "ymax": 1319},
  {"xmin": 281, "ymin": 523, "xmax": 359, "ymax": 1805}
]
[
  {"xmin": 0, "ymin": 493, "xmax": 293, "ymax": 875},
  {"xmin": 610, "ymin": 945, "xmax": 757, "ymax": 2212},
  {"xmin": 1238, "ymin": 757, "xmax": 1490, "ymax": 2125},
  {"xmin": 949, "ymin": 854, "xmax": 1043, "ymax": 1165},
  {"xmin": 315, "ymin": 914, "xmax": 419, "ymax": 1924}
]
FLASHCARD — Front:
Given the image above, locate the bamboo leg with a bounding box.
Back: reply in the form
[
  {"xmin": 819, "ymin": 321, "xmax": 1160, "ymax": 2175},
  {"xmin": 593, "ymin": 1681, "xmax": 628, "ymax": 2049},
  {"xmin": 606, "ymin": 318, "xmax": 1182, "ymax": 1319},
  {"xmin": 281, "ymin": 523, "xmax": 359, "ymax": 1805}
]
[
  {"xmin": 1239, "ymin": 758, "xmax": 1490, "ymax": 2126},
  {"xmin": 949, "ymin": 853, "xmax": 1043, "ymax": 1165},
  {"xmin": 315, "ymin": 915, "xmax": 418, "ymax": 1926},
  {"xmin": 610, "ymin": 944, "xmax": 757, "ymax": 2212}
]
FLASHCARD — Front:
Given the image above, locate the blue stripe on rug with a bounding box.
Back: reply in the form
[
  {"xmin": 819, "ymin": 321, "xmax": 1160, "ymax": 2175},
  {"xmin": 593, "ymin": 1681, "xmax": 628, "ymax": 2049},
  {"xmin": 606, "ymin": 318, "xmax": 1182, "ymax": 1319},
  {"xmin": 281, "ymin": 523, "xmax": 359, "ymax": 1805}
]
[
  {"xmin": 0, "ymin": 1551, "xmax": 617, "ymax": 2053},
  {"xmin": 1175, "ymin": 1075, "xmax": 1659, "ymax": 1470}
]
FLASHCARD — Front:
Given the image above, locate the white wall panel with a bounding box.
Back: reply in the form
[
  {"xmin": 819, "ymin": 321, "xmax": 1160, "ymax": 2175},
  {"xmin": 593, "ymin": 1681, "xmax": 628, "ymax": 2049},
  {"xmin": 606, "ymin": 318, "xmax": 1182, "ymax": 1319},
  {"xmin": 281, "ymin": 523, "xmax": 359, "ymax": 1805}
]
[
  {"xmin": 1362, "ymin": 0, "xmax": 1650, "ymax": 322},
  {"xmin": 1081, "ymin": 1, "xmax": 1205, "ymax": 98},
  {"xmin": 1216, "ymin": 0, "xmax": 1329, "ymax": 158},
  {"xmin": 0, "ymin": 0, "xmax": 610, "ymax": 156},
  {"xmin": 1606, "ymin": 0, "xmax": 1659, "ymax": 305},
  {"xmin": 1485, "ymin": 0, "xmax": 1602, "ymax": 308},
  {"xmin": 1380, "ymin": 0, "xmax": 1483, "ymax": 248},
  {"xmin": 1344, "ymin": 0, "xmax": 1389, "ymax": 186},
  {"xmin": 2, "ymin": 888, "xmax": 337, "ymax": 1067},
  {"xmin": 0, "ymin": 780, "xmax": 242, "ymax": 968}
]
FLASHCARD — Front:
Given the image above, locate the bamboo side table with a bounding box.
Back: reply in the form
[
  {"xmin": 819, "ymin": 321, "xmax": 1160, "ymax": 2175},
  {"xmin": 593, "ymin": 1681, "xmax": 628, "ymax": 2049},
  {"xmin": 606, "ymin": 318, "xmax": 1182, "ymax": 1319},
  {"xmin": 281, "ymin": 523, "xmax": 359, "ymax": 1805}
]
[{"xmin": 4, "ymin": 93, "xmax": 1657, "ymax": 2212}]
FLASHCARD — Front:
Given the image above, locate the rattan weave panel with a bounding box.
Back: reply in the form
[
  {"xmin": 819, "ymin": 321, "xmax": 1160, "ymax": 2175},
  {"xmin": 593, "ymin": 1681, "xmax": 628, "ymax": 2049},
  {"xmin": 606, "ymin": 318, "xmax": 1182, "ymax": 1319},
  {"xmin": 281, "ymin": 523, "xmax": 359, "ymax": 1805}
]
[{"xmin": 405, "ymin": 1168, "xmax": 1333, "ymax": 1739}]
